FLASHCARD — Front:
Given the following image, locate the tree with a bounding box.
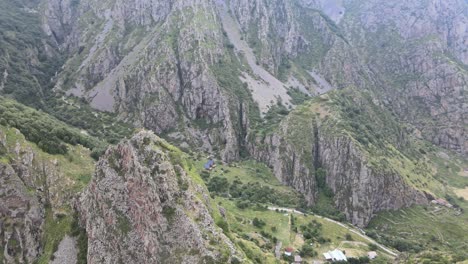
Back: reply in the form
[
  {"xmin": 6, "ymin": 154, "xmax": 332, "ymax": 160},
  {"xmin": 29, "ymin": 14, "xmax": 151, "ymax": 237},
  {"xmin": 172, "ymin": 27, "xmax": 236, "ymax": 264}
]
[
  {"xmin": 252, "ymin": 217, "xmax": 266, "ymax": 228},
  {"xmin": 368, "ymin": 243, "xmax": 378, "ymax": 251},
  {"xmin": 300, "ymin": 244, "xmax": 316, "ymax": 257}
]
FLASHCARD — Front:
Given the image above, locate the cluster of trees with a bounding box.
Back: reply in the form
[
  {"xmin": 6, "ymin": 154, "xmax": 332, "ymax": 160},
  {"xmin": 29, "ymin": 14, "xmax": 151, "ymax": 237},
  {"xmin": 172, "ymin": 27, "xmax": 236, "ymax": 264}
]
[
  {"xmin": 0, "ymin": 0, "xmax": 62, "ymax": 107},
  {"xmin": 206, "ymin": 176, "xmax": 301, "ymax": 208},
  {"xmin": 44, "ymin": 96, "xmax": 133, "ymax": 145},
  {"xmin": 366, "ymin": 230, "xmax": 423, "ymax": 253},
  {"xmin": 0, "ymin": 98, "xmax": 104, "ymax": 157},
  {"xmin": 337, "ymin": 257, "xmax": 370, "ymax": 264},
  {"xmin": 287, "ymin": 87, "xmax": 310, "ymax": 105},
  {"xmin": 299, "ymin": 220, "xmax": 329, "ymax": 243},
  {"xmin": 252, "ymin": 217, "xmax": 266, "ymax": 228}
]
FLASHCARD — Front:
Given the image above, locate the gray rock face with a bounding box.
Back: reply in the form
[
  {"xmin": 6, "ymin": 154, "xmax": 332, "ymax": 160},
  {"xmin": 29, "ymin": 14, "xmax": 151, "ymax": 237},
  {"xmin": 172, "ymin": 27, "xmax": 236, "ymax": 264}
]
[
  {"xmin": 42, "ymin": 0, "xmax": 246, "ymax": 162},
  {"xmin": 230, "ymin": 0, "xmax": 467, "ymax": 155},
  {"xmin": 0, "ymin": 130, "xmax": 45, "ymax": 263},
  {"xmin": 0, "ymin": 164, "xmax": 45, "ymax": 264},
  {"xmin": 249, "ymin": 93, "xmax": 429, "ymax": 227},
  {"xmin": 79, "ymin": 131, "xmax": 238, "ymax": 263},
  {"xmin": 0, "ymin": 126, "xmax": 95, "ymax": 263},
  {"xmin": 342, "ymin": 0, "xmax": 468, "ymax": 156},
  {"xmin": 316, "ymin": 133, "xmax": 428, "ymax": 227},
  {"xmin": 50, "ymin": 236, "xmax": 78, "ymax": 264}
]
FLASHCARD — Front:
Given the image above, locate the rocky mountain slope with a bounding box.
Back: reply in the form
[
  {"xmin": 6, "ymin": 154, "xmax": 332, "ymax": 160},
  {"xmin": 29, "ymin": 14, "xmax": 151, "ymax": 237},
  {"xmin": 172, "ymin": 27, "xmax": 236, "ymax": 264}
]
[
  {"xmin": 0, "ymin": 0, "xmax": 466, "ymax": 261},
  {"xmin": 79, "ymin": 130, "xmax": 241, "ymax": 263},
  {"xmin": 41, "ymin": 0, "xmax": 256, "ymax": 162},
  {"xmin": 0, "ymin": 100, "xmax": 244, "ymax": 263},
  {"xmin": 0, "ymin": 99, "xmax": 96, "ymax": 263},
  {"xmin": 229, "ymin": 0, "xmax": 467, "ymax": 155},
  {"xmin": 249, "ymin": 88, "xmax": 436, "ymax": 227}
]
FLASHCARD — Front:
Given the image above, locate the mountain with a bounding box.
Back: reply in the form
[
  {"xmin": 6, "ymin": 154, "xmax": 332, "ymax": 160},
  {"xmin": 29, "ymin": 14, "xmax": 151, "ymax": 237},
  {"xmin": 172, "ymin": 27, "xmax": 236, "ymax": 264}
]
[
  {"xmin": 79, "ymin": 131, "xmax": 241, "ymax": 263},
  {"xmin": 0, "ymin": 0, "xmax": 467, "ymax": 263}
]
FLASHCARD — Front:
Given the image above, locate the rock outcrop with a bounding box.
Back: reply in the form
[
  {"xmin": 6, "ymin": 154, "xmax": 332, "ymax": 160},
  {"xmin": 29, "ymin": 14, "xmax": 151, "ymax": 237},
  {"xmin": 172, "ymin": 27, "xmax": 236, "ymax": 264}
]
[
  {"xmin": 249, "ymin": 90, "xmax": 430, "ymax": 227},
  {"xmin": 0, "ymin": 125, "xmax": 95, "ymax": 263},
  {"xmin": 0, "ymin": 163, "xmax": 45, "ymax": 264},
  {"xmin": 229, "ymin": 0, "xmax": 467, "ymax": 155},
  {"xmin": 41, "ymin": 0, "xmax": 254, "ymax": 162},
  {"xmin": 79, "ymin": 131, "xmax": 239, "ymax": 263}
]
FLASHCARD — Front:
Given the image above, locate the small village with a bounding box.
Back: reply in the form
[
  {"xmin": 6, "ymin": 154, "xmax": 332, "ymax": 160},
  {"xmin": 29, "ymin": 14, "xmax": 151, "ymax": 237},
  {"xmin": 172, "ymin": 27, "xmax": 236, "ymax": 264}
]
[{"xmin": 281, "ymin": 246, "xmax": 378, "ymax": 263}]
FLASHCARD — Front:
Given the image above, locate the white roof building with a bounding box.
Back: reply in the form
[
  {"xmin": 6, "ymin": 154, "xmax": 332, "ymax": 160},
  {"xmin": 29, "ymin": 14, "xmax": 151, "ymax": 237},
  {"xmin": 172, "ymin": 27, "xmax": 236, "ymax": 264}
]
[
  {"xmin": 323, "ymin": 249, "xmax": 347, "ymax": 262},
  {"xmin": 368, "ymin": 251, "xmax": 378, "ymax": 259}
]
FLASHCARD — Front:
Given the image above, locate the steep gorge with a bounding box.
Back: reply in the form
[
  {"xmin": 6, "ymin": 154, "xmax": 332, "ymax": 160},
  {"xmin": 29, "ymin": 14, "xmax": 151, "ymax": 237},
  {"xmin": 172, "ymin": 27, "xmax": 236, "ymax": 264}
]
[
  {"xmin": 0, "ymin": 0, "xmax": 465, "ymax": 253},
  {"xmin": 249, "ymin": 89, "xmax": 433, "ymax": 227}
]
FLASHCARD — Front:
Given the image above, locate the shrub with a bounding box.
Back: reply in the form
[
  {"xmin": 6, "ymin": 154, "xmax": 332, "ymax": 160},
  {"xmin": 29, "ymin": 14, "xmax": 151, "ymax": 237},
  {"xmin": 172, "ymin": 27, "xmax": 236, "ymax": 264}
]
[{"xmin": 252, "ymin": 217, "xmax": 266, "ymax": 228}]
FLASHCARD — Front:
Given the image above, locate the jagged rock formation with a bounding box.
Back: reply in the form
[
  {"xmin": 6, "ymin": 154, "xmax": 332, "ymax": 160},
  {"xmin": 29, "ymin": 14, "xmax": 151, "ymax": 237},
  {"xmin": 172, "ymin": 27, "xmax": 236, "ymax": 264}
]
[
  {"xmin": 0, "ymin": 162, "xmax": 44, "ymax": 264},
  {"xmin": 342, "ymin": 0, "xmax": 467, "ymax": 155},
  {"xmin": 39, "ymin": 0, "xmax": 466, "ymax": 156},
  {"xmin": 0, "ymin": 126, "xmax": 92, "ymax": 263},
  {"xmin": 229, "ymin": 0, "xmax": 467, "ymax": 155},
  {"xmin": 249, "ymin": 89, "xmax": 430, "ymax": 227},
  {"xmin": 41, "ymin": 0, "xmax": 255, "ymax": 162},
  {"xmin": 79, "ymin": 131, "xmax": 240, "ymax": 263}
]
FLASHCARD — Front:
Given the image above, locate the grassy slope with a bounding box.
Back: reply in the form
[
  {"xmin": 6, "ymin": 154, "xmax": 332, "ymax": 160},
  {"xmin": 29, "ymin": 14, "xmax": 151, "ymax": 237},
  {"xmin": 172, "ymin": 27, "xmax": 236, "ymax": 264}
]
[{"xmin": 367, "ymin": 203, "xmax": 468, "ymax": 263}]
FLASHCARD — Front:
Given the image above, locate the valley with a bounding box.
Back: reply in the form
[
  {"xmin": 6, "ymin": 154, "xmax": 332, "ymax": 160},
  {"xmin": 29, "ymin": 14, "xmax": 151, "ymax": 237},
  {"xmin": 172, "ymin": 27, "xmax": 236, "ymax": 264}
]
[{"xmin": 0, "ymin": 0, "xmax": 467, "ymax": 263}]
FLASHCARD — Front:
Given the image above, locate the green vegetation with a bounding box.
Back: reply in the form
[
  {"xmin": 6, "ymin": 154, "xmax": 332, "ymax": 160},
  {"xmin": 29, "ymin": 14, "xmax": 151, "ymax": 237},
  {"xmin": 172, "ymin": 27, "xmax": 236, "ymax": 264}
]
[
  {"xmin": 216, "ymin": 197, "xmax": 393, "ymax": 263},
  {"xmin": 287, "ymin": 87, "xmax": 311, "ymax": 105},
  {"xmin": 199, "ymin": 160, "xmax": 304, "ymax": 208},
  {"xmin": 0, "ymin": 0, "xmax": 63, "ymax": 106},
  {"xmin": 0, "ymin": 97, "xmax": 106, "ymax": 158},
  {"xmin": 42, "ymin": 96, "xmax": 134, "ymax": 146},
  {"xmin": 312, "ymin": 176, "xmax": 346, "ymax": 221},
  {"xmin": 249, "ymin": 102, "xmax": 291, "ymax": 136},
  {"xmin": 116, "ymin": 212, "xmax": 132, "ymax": 235},
  {"xmin": 367, "ymin": 203, "xmax": 468, "ymax": 262},
  {"xmin": 70, "ymin": 213, "xmax": 88, "ymax": 264}
]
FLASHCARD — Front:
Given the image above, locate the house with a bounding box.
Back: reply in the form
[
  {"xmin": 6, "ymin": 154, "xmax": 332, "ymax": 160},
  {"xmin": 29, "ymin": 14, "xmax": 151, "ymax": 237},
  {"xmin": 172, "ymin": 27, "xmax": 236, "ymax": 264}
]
[
  {"xmin": 367, "ymin": 251, "xmax": 378, "ymax": 260},
  {"xmin": 204, "ymin": 158, "xmax": 216, "ymax": 170},
  {"xmin": 294, "ymin": 255, "xmax": 303, "ymax": 263},
  {"xmin": 284, "ymin": 247, "xmax": 294, "ymax": 256},
  {"xmin": 323, "ymin": 249, "xmax": 347, "ymax": 262}
]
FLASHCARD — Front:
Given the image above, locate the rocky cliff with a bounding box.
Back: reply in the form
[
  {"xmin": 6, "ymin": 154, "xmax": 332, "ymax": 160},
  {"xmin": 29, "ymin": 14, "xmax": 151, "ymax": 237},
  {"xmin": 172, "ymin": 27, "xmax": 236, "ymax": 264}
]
[
  {"xmin": 79, "ymin": 131, "xmax": 240, "ymax": 263},
  {"xmin": 0, "ymin": 124, "xmax": 95, "ymax": 263},
  {"xmin": 39, "ymin": 0, "xmax": 466, "ymax": 155},
  {"xmin": 0, "ymin": 156, "xmax": 45, "ymax": 264},
  {"xmin": 41, "ymin": 0, "xmax": 258, "ymax": 162},
  {"xmin": 229, "ymin": 0, "xmax": 467, "ymax": 155},
  {"xmin": 342, "ymin": 0, "xmax": 467, "ymax": 156},
  {"xmin": 249, "ymin": 89, "xmax": 431, "ymax": 227}
]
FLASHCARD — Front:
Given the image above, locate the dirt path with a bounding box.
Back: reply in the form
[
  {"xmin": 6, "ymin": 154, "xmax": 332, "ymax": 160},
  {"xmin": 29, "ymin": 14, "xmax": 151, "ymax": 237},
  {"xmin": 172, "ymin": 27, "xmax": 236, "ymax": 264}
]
[
  {"xmin": 51, "ymin": 235, "xmax": 78, "ymax": 264},
  {"xmin": 267, "ymin": 206, "xmax": 398, "ymax": 257},
  {"xmin": 275, "ymin": 241, "xmax": 283, "ymax": 259},
  {"xmin": 216, "ymin": 0, "xmax": 291, "ymax": 113}
]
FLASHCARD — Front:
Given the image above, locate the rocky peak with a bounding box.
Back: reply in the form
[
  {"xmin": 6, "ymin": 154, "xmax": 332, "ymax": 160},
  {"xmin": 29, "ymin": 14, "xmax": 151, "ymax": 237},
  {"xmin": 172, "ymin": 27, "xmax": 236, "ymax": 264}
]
[{"xmin": 79, "ymin": 130, "xmax": 240, "ymax": 263}]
